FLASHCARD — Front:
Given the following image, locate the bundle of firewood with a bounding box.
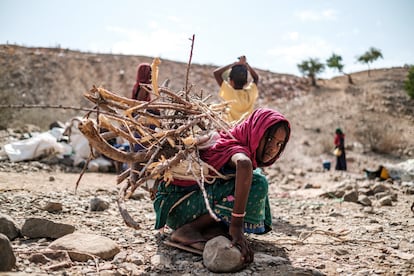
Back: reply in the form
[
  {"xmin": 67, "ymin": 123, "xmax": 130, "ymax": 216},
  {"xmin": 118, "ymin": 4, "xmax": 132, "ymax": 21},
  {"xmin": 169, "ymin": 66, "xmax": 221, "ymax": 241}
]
[{"xmin": 78, "ymin": 63, "xmax": 233, "ymax": 228}]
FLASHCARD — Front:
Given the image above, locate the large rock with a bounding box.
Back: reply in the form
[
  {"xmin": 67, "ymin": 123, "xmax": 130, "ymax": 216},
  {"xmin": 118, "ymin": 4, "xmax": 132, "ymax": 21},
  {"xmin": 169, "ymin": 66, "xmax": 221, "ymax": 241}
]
[
  {"xmin": 0, "ymin": 233, "xmax": 16, "ymax": 271},
  {"xmin": 203, "ymin": 235, "xmax": 245, "ymax": 273},
  {"xmin": 21, "ymin": 217, "xmax": 75, "ymax": 239},
  {"xmin": 48, "ymin": 232, "xmax": 120, "ymax": 261},
  {"xmin": 0, "ymin": 213, "xmax": 21, "ymax": 240}
]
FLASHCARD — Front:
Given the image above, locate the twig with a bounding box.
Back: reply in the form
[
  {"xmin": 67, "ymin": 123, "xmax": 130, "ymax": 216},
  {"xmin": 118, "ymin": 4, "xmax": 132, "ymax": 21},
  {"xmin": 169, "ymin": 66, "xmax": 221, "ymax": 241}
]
[
  {"xmin": 185, "ymin": 34, "xmax": 195, "ymax": 100},
  {"xmin": 75, "ymin": 151, "xmax": 93, "ymax": 194},
  {"xmin": 191, "ymin": 148, "xmax": 220, "ymax": 221}
]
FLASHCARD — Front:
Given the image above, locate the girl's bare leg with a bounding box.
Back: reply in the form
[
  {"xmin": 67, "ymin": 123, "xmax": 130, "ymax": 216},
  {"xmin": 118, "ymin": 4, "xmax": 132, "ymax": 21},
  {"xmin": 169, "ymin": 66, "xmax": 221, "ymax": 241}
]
[{"xmin": 170, "ymin": 214, "xmax": 227, "ymax": 250}]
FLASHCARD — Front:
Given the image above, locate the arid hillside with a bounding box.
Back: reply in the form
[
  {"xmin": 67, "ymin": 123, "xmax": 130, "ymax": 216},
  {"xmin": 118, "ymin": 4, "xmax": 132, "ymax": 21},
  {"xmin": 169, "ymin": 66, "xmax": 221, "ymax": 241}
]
[
  {"xmin": 0, "ymin": 45, "xmax": 308, "ymax": 130},
  {"xmin": 0, "ymin": 44, "xmax": 413, "ymax": 173},
  {"xmin": 277, "ymin": 67, "xmax": 414, "ymax": 173}
]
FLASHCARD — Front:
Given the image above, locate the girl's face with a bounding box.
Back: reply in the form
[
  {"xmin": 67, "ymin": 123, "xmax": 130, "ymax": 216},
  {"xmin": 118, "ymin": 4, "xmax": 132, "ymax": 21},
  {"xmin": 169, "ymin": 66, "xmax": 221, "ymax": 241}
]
[{"xmin": 256, "ymin": 126, "xmax": 287, "ymax": 165}]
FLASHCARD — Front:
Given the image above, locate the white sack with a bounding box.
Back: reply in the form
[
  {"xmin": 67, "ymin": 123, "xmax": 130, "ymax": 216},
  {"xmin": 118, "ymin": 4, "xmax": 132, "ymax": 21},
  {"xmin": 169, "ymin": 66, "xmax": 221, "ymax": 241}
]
[{"xmin": 4, "ymin": 132, "xmax": 66, "ymax": 162}]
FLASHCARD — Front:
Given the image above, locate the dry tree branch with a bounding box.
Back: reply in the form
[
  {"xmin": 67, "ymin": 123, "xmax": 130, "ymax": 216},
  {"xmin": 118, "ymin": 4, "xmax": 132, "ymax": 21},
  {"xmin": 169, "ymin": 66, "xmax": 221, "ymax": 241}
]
[
  {"xmin": 77, "ymin": 75, "xmax": 232, "ymax": 228},
  {"xmin": 2, "ymin": 37, "xmax": 234, "ymax": 230},
  {"xmin": 185, "ymin": 34, "xmax": 195, "ymax": 99}
]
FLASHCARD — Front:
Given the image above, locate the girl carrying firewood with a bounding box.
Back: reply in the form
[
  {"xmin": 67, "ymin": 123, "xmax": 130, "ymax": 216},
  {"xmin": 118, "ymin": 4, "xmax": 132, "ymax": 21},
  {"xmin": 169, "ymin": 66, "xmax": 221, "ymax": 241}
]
[{"xmin": 153, "ymin": 108, "xmax": 290, "ymax": 265}]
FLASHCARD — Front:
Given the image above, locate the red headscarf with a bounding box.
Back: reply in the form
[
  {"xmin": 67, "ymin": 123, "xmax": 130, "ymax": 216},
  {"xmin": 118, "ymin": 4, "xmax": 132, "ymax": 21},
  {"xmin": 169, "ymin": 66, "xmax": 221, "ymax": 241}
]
[
  {"xmin": 131, "ymin": 63, "xmax": 152, "ymax": 100},
  {"xmin": 201, "ymin": 108, "xmax": 290, "ymax": 170}
]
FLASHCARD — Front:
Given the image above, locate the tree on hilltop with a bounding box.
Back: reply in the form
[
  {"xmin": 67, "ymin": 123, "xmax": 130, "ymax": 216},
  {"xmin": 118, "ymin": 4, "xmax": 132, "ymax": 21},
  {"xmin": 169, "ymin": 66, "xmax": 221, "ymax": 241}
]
[
  {"xmin": 357, "ymin": 47, "xmax": 383, "ymax": 76},
  {"xmin": 297, "ymin": 58, "xmax": 325, "ymax": 86},
  {"xmin": 326, "ymin": 53, "xmax": 354, "ymax": 84}
]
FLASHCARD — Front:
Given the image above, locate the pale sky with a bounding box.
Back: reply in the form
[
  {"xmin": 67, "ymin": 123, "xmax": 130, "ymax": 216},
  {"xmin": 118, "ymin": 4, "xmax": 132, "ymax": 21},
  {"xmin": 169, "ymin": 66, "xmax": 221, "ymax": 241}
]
[{"xmin": 1, "ymin": 0, "xmax": 413, "ymax": 78}]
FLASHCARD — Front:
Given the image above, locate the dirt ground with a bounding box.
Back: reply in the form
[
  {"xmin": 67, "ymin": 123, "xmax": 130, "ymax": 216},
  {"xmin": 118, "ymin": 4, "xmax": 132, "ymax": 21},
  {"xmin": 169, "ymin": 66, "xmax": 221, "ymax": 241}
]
[
  {"xmin": 1, "ymin": 45, "xmax": 414, "ymax": 275},
  {"xmin": 1, "ymin": 164, "xmax": 413, "ymax": 275}
]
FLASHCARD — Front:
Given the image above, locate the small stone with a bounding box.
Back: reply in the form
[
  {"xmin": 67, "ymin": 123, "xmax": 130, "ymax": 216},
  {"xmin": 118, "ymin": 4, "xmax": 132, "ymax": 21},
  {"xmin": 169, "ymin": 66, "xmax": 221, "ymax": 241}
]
[
  {"xmin": 43, "ymin": 201, "xmax": 63, "ymax": 213},
  {"xmin": 90, "ymin": 197, "xmax": 110, "ymax": 211}
]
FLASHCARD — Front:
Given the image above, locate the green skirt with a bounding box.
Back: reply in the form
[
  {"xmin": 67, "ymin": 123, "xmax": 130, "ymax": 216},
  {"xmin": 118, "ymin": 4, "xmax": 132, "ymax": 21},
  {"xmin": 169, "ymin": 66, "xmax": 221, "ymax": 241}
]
[{"xmin": 153, "ymin": 169, "xmax": 272, "ymax": 234}]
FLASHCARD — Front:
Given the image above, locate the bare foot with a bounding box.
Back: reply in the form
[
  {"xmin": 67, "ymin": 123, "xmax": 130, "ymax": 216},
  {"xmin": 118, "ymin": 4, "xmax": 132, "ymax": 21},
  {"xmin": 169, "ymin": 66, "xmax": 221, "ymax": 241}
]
[
  {"xmin": 201, "ymin": 223, "xmax": 229, "ymax": 240},
  {"xmin": 170, "ymin": 224, "xmax": 206, "ymax": 251}
]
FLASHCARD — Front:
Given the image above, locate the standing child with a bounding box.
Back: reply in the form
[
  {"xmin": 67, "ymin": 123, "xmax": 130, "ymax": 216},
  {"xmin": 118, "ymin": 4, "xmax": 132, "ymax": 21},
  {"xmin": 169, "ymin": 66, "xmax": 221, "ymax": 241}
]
[
  {"xmin": 129, "ymin": 63, "xmax": 158, "ymax": 181},
  {"xmin": 213, "ymin": 56, "xmax": 259, "ymax": 123},
  {"xmin": 131, "ymin": 63, "xmax": 152, "ymax": 101}
]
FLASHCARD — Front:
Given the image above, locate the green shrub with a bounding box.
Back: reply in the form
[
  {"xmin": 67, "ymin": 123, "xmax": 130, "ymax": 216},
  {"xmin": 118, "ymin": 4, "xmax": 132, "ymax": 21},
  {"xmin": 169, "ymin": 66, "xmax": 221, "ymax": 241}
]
[{"xmin": 404, "ymin": 66, "xmax": 414, "ymax": 99}]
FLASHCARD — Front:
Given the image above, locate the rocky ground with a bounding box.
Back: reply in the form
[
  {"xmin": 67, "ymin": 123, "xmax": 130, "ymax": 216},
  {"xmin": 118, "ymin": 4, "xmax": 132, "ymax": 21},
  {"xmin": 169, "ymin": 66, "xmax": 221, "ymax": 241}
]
[
  {"xmin": 1, "ymin": 45, "xmax": 414, "ymax": 275},
  {"xmin": 0, "ymin": 160, "xmax": 413, "ymax": 275}
]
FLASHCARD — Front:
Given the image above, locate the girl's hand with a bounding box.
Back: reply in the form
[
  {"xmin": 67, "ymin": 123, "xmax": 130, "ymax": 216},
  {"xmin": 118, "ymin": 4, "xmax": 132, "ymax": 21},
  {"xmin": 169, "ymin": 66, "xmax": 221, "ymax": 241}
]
[
  {"xmin": 238, "ymin": 55, "xmax": 247, "ymax": 64},
  {"xmin": 229, "ymin": 220, "xmax": 254, "ymax": 263}
]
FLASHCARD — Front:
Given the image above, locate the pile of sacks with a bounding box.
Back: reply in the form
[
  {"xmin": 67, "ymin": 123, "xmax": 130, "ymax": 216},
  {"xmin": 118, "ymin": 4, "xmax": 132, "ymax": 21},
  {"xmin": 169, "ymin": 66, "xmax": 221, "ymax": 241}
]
[{"xmin": 0, "ymin": 118, "xmax": 116, "ymax": 172}]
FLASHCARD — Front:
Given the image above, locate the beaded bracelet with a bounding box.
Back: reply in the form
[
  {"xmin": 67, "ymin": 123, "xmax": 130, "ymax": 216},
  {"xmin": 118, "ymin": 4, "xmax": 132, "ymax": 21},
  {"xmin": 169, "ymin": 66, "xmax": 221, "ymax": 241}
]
[{"xmin": 231, "ymin": 212, "xmax": 246, "ymax": 218}]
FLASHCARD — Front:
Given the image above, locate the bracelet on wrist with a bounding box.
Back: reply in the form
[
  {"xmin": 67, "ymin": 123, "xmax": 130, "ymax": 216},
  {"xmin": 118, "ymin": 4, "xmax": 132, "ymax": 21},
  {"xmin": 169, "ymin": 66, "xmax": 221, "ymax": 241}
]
[{"xmin": 231, "ymin": 212, "xmax": 246, "ymax": 218}]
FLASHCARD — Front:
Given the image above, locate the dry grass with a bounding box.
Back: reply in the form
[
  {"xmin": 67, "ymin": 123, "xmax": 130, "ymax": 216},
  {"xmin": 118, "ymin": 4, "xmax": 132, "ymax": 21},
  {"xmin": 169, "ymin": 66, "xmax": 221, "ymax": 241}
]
[{"xmin": 354, "ymin": 118, "xmax": 405, "ymax": 155}]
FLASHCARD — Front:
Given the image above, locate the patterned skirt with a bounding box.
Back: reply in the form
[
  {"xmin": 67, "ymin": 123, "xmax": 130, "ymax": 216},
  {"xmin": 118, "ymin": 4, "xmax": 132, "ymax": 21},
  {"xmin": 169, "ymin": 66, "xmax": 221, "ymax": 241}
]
[{"xmin": 153, "ymin": 169, "xmax": 272, "ymax": 234}]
